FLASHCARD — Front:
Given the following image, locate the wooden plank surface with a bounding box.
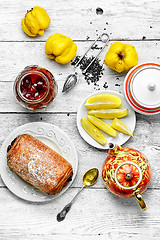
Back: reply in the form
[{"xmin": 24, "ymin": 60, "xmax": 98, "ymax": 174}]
[
  {"xmin": 0, "ymin": 0, "xmax": 160, "ymax": 239},
  {"xmin": 0, "ymin": 41, "xmax": 160, "ymax": 112},
  {"xmin": 0, "ymin": 113, "xmax": 160, "ymax": 188},
  {"xmin": 1, "ymin": 0, "xmax": 160, "ymax": 41},
  {"xmin": 0, "ymin": 188, "xmax": 160, "ymax": 239}
]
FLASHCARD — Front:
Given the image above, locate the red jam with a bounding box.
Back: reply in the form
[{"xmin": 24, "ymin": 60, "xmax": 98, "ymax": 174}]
[
  {"xmin": 20, "ymin": 73, "xmax": 48, "ymax": 101},
  {"xmin": 14, "ymin": 66, "xmax": 58, "ymax": 110}
]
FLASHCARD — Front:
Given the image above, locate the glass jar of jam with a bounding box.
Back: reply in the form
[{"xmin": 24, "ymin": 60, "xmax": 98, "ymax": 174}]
[{"xmin": 14, "ymin": 65, "xmax": 58, "ymax": 110}]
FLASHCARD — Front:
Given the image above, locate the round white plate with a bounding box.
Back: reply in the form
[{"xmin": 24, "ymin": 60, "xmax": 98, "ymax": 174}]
[
  {"xmin": 0, "ymin": 122, "xmax": 78, "ymax": 202},
  {"xmin": 77, "ymin": 90, "xmax": 136, "ymax": 149}
]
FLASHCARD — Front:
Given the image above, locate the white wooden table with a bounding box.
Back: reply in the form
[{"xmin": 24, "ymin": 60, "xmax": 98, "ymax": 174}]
[{"xmin": 1, "ymin": 0, "xmax": 160, "ymax": 239}]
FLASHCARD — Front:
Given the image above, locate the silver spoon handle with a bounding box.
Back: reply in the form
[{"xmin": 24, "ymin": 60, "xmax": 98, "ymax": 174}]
[
  {"xmin": 57, "ymin": 185, "xmax": 85, "ymax": 222},
  {"xmin": 82, "ymin": 39, "xmax": 109, "ymax": 74},
  {"xmin": 74, "ymin": 36, "xmax": 101, "ymax": 69},
  {"xmin": 74, "ymin": 33, "xmax": 109, "ymax": 69}
]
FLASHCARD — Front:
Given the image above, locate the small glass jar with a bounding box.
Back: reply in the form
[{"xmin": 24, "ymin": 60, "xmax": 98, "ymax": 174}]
[{"xmin": 14, "ymin": 65, "xmax": 58, "ymax": 110}]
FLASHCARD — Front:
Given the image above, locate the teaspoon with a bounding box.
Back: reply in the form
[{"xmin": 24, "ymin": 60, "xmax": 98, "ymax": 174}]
[{"xmin": 57, "ymin": 168, "xmax": 99, "ymax": 222}]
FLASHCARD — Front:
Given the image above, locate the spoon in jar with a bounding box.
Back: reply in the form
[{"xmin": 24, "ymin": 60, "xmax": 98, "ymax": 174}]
[
  {"xmin": 57, "ymin": 168, "xmax": 99, "ymax": 222},
  {"xmin": 62, "ymin": 33, "xmax": 109, "ymax": 92}
]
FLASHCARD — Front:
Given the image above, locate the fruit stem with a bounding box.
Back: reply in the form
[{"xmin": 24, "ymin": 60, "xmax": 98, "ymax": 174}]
[{"xmin": 118, "ymin": 52, "xmax": 124, "ymax": 60}]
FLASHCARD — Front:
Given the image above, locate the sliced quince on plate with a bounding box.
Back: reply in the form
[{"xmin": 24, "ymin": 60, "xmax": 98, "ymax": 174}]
[
  {"xmin": 84, "ymin": 94, "xmax": 122, "ymax": 110},
  {"xmin": 87, "ymin": 115, "xmax": 117, "ymax": 137},
  {"xmin": 81, "ymin": 117, "xmax": 107, "ymax": 145},
  {"xmin": 88, "ymin": 109, "xmax": 128, "ymax": 119},
  {"xmin": 111, "ymin": 118, "xmax": 133, "ymax": 137}
]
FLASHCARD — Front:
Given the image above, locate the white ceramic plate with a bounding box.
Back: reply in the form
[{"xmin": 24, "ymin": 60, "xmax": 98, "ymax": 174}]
[
  {"xmin": 0, "ymin": 122, "xmax": 78, "ymax": 202},
  {"xmin": 77, "ymin": 90, "xmax": 136, "ymax": 149}
]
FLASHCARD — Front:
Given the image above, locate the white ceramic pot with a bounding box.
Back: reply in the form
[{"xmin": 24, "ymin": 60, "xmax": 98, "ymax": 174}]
[{"xmin": 124, "ymin": 62, "xmax": 160, "ymax": 115}]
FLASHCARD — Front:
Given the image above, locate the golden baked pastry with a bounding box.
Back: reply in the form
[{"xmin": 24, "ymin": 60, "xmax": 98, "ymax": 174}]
[{"xmin": 7, "ymin": 134, "xmax": 73, "ymax": 195}]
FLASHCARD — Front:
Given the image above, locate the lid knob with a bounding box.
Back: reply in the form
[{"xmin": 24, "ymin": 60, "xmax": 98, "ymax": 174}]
[
  {"xmin": 147, "ymin": 82, "xmax": 156, "ymax": 91},
  {"xmin": 125, "ymin": 173, "xmax": 133, "ymax": 180}
]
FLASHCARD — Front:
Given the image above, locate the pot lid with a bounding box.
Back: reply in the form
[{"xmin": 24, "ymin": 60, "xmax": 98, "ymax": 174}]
[
  {"xmin": 124, "ymin": 63, "xmax": 160, "ymax": 115},
  {"xmin": 115, "ymin": 161, "xmax": 142, "ymax": 190}
]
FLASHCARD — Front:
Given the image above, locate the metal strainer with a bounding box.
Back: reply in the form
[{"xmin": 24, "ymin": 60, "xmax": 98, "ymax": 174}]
[{"xmin": 62, "ymin": 33, "xmax": 110, "ymax": 92}]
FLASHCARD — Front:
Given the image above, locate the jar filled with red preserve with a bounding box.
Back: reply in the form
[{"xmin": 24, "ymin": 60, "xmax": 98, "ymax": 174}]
[{"xmin": 14, "ymin": 66, "xmax": 58, "ymax": 110}]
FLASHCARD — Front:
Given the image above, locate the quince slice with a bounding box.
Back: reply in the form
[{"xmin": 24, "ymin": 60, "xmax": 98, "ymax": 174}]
[
  {"xmin": 88, "ymin": 109, "xmax": 128, "ymax": 119},
  {"xmin": 84, "ymin": 94, "xmax": 122, "ymax": 110},
  {"xmin": 81, "ymin": 117, "xmax": 107, "ymax": 145},
  {"xmin": 111, "ymin": 118, "xmax": 133, "ymax": 137},
  {"xmin": 87, "ymin": 115, "xmax": 117, "ymax": 137}
]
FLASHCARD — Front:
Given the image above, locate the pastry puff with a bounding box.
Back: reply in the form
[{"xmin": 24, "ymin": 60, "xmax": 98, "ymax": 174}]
[{"xmin": 7, "ymin": 134, "xmax": 73, "ymax": 195}]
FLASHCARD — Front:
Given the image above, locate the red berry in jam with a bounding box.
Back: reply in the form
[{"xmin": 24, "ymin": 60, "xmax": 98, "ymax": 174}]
[{"xmin": 20, "ymin": 73, "xmax": 47, "ymax": 100}]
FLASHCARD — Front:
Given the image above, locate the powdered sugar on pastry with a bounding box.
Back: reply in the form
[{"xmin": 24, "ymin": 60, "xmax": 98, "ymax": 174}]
[{"xmin": 7, "ymin": 134, "xmax": 73, "ymax": 195}]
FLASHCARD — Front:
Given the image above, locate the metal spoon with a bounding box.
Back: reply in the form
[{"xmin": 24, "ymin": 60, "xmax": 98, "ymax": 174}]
[
  {"xmin": 56, "ymin": 168, "xmax": 99, "ymax": 222},
  {"xmin": 62, "ymin": 33, "xmax": 110, "ymax": 92}
]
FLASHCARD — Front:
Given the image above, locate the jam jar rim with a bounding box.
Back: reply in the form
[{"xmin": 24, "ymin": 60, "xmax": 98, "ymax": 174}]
[{"xmin": 15, "ymin": 70, "xmax": 50, "ymax": 104}]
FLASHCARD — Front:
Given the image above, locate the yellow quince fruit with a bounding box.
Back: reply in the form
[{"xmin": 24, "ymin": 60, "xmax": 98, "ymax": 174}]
[
  {"xmin": 21, "ymin": 6, "xmax": 50, "ymax": 37},
  {"xmin": 104, "ymin": 42, "xmax": 138, "ymax": 73},
  {"xmin": 45, "ymin": 33, "xmax": 77, "ymax": 64}
]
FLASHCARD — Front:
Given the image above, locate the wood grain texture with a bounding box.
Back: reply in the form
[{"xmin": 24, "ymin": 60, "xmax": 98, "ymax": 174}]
[
  {"xmin": 0, "ymin": 187, "xmax": 160, "ymax": 239},
  {"xmin": 1, "ymin": 0, "xmax": 160, "ymax": 239},
  {"xmin": 0, "ymin": 0, "xmax": 160, "ymax": 41},
  {"xmin": 0, "ymin": 41, "xmax": 160, "ymax": 112},
  {"xmin": 0, "ymin": 114, "xmax": 160, "ymax": 189}
]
